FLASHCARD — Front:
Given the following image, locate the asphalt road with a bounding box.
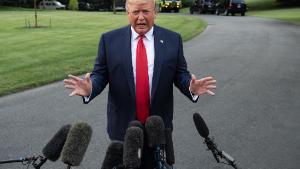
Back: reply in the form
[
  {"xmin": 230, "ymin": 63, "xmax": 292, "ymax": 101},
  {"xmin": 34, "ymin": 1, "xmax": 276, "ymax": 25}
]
[{"xmin": 1, "ymin": 15, "xmax": 300, "ymax": 169}]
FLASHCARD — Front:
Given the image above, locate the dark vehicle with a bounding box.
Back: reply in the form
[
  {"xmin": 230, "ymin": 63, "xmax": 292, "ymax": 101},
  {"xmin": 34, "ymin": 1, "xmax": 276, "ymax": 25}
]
[
  {"xmin": 78, "ymin": 2, "xmax": 94, "ymax": 11},
  {"xmin": 78, "ymin": 0, "xmax": 125, "ymax": 11},
  {"xmin": 190, "ymin": 0, "xmax": 216, "ymax": 14},
  {"xmin": 158, "ymin": 0, "xmax": 182, "ymax": 13},
  {"xmin": 215, "ymin": 0, "xmax": 247, "ymax": 16}
]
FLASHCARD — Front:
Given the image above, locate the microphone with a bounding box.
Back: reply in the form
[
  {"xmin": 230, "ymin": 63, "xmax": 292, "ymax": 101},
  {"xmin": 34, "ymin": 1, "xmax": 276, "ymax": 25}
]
[
  {"xmin": 123, "ymin": 126, "xmax": 144, "ymax": 169},
  {"xmin": 145, "ymin": 116, "xmax": 172, "ymax": 169},
  {"xmin": 165, "ymin": 128, "xmax": 175, "ymax": 165},
  {"xmin": 145, "ymin": 116, "xmax": 165, "ymax": 147},
  {"xmin": 128, "ymin": 120, "xmax": 144, "ymax": 130},
  {"xmin": 193, "ymin": 113, "xmax": 209, "ymax": 138},
  {"xmin": 0, "ymin": 124, "xmax": 71, "ymax": 169},
  {"xmin": 42, "ymin": 124, "xmax": 71, "ymax": 161},
  {"xmin": 101, "ymin": 141, "xmax": 124, "ymax": 169},
  {"xmin": 193, "ymin": 112, "xmax": 241, "ymax": 169},
  {"xmin": 61, "ymin": 122, "xmax": 92, "ymax": 168}
]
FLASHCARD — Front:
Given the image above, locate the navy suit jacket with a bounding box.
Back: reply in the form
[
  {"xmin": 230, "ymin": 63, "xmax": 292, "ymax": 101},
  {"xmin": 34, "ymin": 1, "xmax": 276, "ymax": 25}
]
[{"xmin": 84, "ymin": 25, "xmax": 197, "ymax": 140}]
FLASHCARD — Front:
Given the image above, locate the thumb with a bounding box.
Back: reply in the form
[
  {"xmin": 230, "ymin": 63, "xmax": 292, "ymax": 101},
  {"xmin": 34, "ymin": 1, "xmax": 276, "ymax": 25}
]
[
  {"xmin": 191, "ymin": 74, "xmax": 196, "ymax": 84},
  {"xmin": 85, "ymin": 72, "xmax": 90, "ymax": 79},
  {"xmin": 85, "ymin": 73, "xmax": 91, "ymax": 83}
]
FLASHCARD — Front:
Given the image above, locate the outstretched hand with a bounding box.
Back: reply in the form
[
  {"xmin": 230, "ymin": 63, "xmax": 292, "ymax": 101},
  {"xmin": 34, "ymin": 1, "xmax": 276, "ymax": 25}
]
[
  {"xmin": 63, "ymin": 73, "xmax": 92, "ymax": 97},
  {"xmin": 189, "ymin": 74, "xmax": 217, "ymax": 96}
]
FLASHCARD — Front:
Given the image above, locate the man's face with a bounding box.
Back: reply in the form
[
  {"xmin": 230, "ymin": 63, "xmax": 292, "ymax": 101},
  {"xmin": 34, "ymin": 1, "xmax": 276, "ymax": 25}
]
[{"xmin": 127, "ymin": 0, "xmax": 156, "ymax": 35}]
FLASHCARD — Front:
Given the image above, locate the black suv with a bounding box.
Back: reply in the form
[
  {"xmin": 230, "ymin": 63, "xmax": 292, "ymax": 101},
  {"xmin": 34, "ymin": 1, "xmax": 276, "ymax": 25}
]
[
  {"xmin": 215, "ymin": 0, "xmax": 247, "ymax": 16},
  {"xmin": 190, "ymin": 0, "xmax": 216, "ymax": 14}
]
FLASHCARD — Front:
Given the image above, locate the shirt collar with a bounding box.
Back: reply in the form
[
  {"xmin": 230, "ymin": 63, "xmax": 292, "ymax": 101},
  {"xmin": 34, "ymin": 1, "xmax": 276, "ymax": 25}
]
[{"xmin": 131, "ymin": 26, "xmax": 154, "ymax": 41}]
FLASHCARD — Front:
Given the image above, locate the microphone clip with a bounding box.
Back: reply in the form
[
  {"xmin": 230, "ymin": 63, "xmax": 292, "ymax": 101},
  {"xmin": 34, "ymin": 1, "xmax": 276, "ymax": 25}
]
[
  {"xmin": 32, "ymin": 156, "xmax": 47, "ymax": 169},
  {"xmin": 204, "ymin": 137, "xmax": 220, "ymax": 163},
  {"xmin": 204, "ymin": 137, "xmax": 241, "ymax": 169}
]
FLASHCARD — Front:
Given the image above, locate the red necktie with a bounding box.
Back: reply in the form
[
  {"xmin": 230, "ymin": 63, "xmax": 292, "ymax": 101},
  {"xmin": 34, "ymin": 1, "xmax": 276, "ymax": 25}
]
[{"xmin": 136, "ymin": 35, "xmax": 150, "ymax": 124}]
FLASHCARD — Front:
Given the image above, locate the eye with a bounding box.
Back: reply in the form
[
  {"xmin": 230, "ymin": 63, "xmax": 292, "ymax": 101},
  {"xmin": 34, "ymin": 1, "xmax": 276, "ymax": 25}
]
[
  {"xmin": 132, "ymin": 10, "xmax": 140, "ymax": 15},
  {"xmin": 142, "ymin": 10, "xmax": 150, "ymax": 15}
]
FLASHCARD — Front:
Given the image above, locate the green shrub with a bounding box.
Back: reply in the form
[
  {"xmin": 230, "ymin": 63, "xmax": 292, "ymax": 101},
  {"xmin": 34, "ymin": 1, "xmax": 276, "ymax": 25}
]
[
  {"xmin": 276, "ymin": 0, "xmax": 300, "ymax": 6},
  {"xmin": 68, "ymin": 0, "xmax": 78, "ymax": 10},
  {"xmin": 181, "ymin": 0, "xmax": 194, "ymax": 7}
]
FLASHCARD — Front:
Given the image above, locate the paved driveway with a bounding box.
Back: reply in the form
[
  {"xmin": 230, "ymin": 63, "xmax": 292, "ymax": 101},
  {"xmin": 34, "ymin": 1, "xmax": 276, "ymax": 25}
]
[{"xmin": 1, "ymin": 15, "xmax": 300, "ymax": 169}]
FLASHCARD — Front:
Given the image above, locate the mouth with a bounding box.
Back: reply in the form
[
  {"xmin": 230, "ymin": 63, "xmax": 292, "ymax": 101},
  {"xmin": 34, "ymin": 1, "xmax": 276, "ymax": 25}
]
[{"xmin": 137, "ymin": 23, "xmax": 147, "ymax": 26}]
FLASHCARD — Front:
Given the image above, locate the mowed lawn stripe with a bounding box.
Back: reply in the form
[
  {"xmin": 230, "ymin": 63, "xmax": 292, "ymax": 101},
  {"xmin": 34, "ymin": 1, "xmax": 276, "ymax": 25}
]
[{"xmin": 0, "ymin": 9, "xmax": 206, "ymax": 96}]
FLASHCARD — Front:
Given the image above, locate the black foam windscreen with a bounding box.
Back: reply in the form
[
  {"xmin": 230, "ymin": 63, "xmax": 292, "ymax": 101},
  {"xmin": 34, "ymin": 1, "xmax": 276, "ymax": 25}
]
[
  {"xmin": 42, "ymin": 124, "xmax": 71, "ymax": 161},
  {"xmin": 128, "ymin": 120, "xmax": 144, "ymax": 130},
  {"xmin": 123, "ymin": 126, "xmax": 144, "ymax": 169},
  {"xmin": 61, "ymin": 122, "xmax": 92, "ymax": 166},
  {"xmin": 145, "ymin": 116, "xmax": 166, "ymax": 147},
  {"xmin": 101, "ymin": 141, "xmax": 124, "ymax": 169},
  {"xmin": 193, "ymin": 112, "xmax": 209, "ymax": 138},
  {"xmin": 165, "ymin": 128, "xmax": 175, "ymax": 165}
]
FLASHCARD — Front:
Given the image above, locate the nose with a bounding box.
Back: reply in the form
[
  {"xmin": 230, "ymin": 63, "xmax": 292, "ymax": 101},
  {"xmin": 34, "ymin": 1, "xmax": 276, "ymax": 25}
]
[{"xmin": 137, "ymin": 12, "xmax": 145, "ymax": 20}]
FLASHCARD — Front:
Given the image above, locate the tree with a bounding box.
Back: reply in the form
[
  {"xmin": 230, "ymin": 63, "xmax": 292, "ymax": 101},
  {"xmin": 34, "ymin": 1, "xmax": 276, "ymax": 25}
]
[
  {"xmin": 276, "ymin": 0, "xmax": 300, "ymax": 6},
  {"xmin": 69, "ymin": 0, "xmax": 78, "ymax": 10}
]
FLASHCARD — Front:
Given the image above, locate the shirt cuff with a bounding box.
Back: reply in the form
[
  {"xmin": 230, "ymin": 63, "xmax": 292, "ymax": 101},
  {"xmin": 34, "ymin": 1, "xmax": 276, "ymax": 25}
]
[
  {"xmin": 189, "ymin": 89, "xmax": 199, "ymax": 101},
  {"xmin": 84, "ymin": 96, "xmax": 90, "ymax": 102},
  {"xmin": 84, "ymin": 86, "xmax": 93, "ymax": 102}
]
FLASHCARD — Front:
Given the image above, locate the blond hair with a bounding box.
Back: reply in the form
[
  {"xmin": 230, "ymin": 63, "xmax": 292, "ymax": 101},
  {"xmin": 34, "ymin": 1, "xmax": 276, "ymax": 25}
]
[{"xmin": 126, "ymin": 0, "xmax": 157, "ymax": 11}]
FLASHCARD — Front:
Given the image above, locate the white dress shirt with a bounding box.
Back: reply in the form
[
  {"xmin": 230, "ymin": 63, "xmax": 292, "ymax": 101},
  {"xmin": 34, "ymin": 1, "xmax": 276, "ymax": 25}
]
[
  {"xmin": 131, "ymin": 27, "xmax": 198, "ymax": 101},
  {"xmin": 85, "ymin": 26, "xmax": 198, "ymax": 101},
  {"xmin": 131, "ymin": 27, "xmax": 154, "ymax": 95}
]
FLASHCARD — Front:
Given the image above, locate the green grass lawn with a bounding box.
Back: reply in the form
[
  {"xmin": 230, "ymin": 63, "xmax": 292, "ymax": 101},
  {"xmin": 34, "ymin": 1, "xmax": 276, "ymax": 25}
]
[
  {"xmin": 248, "ymin": 7, "xmax": 300, "ymax": 25},
  {"xmin": 0, "ymin": 9, "xmax": 206, "ymax": 96},
  {"xmin": 180, "ymin": 7, "xmax": 190, "ymax": 14},
  {"xmin": 246, "ymin": 0, "xmax": 279, "ymax": 10},
  {"xmin": 246, "ymin": 0, "xmax": 300, "ymax": 25}
]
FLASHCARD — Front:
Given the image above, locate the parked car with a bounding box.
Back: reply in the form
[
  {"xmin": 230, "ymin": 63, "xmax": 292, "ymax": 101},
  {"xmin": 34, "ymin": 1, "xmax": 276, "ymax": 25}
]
[
  {"xmin": 158, "ymin": 0, "xmax": 182, "ymax": 13},
  {"xmin": 190, "ymin": 0, "xmax": 216, "ymax": 14},
  {"xmin": 114, "ymin": 0, "xmax": 126, "ymax": 11},
  {"xmin": 77, "ymin": 0, "xmax": 125, "ymax": 11},
  {"xmin": 78, "ymin": 2, "xmax": 94, "ymax": 11},
  {"xmin": 39, "ymin": 1, "xmax": 66, "ymax": 9},
  {"xmin": 215, "ymin": 0, "xmax": 247, "ymax": 16}
]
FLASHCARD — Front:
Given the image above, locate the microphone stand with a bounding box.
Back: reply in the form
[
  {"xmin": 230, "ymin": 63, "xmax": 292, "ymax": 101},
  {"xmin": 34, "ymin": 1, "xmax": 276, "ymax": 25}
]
[
  {"xmin": 153, "ymin": 145, "xmax": 173, "ymax": 169},
  {"xmin": 66, "ymin": 165, "xmax": 72, "ymax": 169},
  {"xmin": 0, "ymin": 156, "xmax": 47, "ymax": 169},
  {"xmin": 204, "ymin": 137, "xmax": 241, "ymax": 169}
]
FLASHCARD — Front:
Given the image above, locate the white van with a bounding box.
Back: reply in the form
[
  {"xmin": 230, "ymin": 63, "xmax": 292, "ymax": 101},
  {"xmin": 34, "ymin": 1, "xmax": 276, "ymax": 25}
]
[{"xmin": 39, "ymin": 1, "xmax": 66, "ymax": 9}]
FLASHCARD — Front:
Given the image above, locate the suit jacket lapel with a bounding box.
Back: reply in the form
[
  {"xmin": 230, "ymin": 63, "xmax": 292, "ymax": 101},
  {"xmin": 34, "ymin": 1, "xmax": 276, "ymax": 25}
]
[
  {"xmin": 151, "ymin": 25, "xmax": 165, "ymax": 103},
  {"xmin": 122, "ymin": 25, "xmax": 136, "ymax": 102}
]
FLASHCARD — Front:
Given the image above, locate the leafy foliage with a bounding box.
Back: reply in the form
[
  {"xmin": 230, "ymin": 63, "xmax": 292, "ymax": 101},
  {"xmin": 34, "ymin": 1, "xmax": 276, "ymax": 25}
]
[
  {"xmin": 68, "ymin": 0, "xmax": 78, "ymax": 10},
  {"xmin": 181, "ymin": 0, "xmax": 194, "ymax": 7},
  {"xmin": 276, "ymin": 0, "xmax": 300, "ymax": 6}
]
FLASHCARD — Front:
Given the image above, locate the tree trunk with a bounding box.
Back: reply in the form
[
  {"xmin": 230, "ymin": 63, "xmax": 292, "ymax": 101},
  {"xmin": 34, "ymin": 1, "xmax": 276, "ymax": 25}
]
[
  {"xmin": 113, "ymin": 0, "xmax": 116, "ymax": 14},
  {"xmin": 34, "ymin": 0, "xmax": 38, "ymax": 27}
]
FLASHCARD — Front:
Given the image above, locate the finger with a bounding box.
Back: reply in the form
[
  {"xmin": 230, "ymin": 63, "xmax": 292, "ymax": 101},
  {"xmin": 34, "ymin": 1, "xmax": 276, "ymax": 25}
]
[
  {"xmin": 64, "ymin": 85, "xmax": 76, "ymax": 89},
  {"xmin": 205, "ymin": 85, "xmax": 216, "ymax": 89},
  {"xmin": 204, "ymin": 80, "xmax": 217, "ymax": 86},
  {"xmin": 63, "ymin": 79, "xmax": 77, "ymax": 86},
  {"xmin": 201, "ymin": 76, "xmax": 214, "ymax": 82},
  {"xmin": 206, "ymin": 90, "xmax": 215, "ymax": 95},
  {"xmin": 69, "ymin": 90, "xmax": 77, "ymax": 97},
  {"xmin": 68, "ymin": 74, "xmax": 82, "ymax": 81}
]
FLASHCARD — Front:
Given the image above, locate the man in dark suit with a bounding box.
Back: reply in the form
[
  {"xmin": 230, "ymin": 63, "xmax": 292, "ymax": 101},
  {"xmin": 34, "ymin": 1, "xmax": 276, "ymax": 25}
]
[{"xmin": 64, "ymin": 0, "xmax": 216, "ymax": 167}]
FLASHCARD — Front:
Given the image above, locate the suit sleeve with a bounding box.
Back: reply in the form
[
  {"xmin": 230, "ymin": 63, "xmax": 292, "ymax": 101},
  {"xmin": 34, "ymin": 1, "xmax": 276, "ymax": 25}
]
[
  {"xmin": 83, "ymin": 34, "xmax": 109, "ymax": 104},
  {"xmin": 174, "ymin": 35, "xmax": 198, "ymax": 103}
]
